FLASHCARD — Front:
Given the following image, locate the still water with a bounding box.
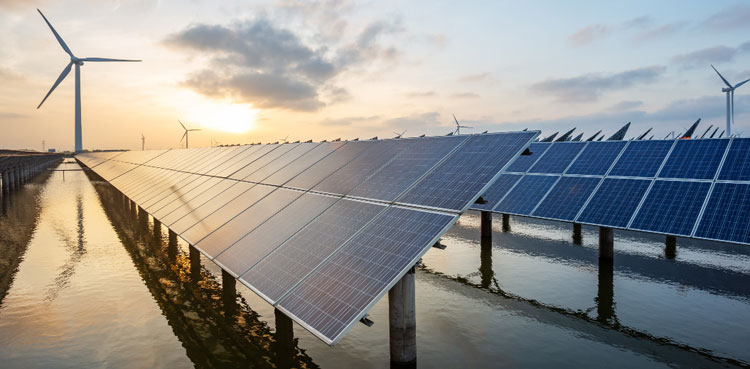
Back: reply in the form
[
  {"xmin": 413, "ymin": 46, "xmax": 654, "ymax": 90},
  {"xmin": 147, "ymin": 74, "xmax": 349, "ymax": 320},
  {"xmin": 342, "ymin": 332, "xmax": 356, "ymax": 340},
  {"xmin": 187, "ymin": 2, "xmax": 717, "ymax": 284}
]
[{"xmin": 0, "ymin": 161, "xmax": 748, "ymax": 368}]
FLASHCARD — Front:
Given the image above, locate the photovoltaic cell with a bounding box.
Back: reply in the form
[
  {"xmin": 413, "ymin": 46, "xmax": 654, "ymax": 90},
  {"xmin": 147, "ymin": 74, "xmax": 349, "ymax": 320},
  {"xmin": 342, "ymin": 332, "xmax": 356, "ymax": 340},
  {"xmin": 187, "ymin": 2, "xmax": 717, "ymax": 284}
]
[
  {"xmin": 658, "ymin": 139, "xmax": 728, "ymax": 179},
  {"xmin": 532, "ymin": 176, "xmax": 600, "ymax": 221},
  {"xmin": 471, "ymin": 174, "xmax": 523, "ymax": 211},
  {"xmin": 566, "ymin": 141, "xmax": 626, "ymax": 175},
  {"xmin": 313, "ymin": 140, "xmax": 406, "ymax": 195},
  {"xmin": 264, "ymin": 142, "xmax": 346, "ymax": 186},
  {"xmin": 241, "ymin": 199, "xmax": 386, "ymax": 304},
  {"xmin": 277, "ymin": 206, "xmax": 456, "ymax": 344},
  {"xmin": 577, "ymin": 178, "xmax": 650, "ymax": 228},
  {"xmin": 398, "ymin": 132, "xmax": 536, "ymax": 211},
  {"xmin": 231, "ymin": 144, "xmax": 299, "ymax": 180},
  {"xmin": 630, "ymin": 180, "xmax": 710, "ymax": 236},
  {"xmin": 505, "ymin": 142, "xmax": 550, "ymax": 173},
  {"xmin": 528, "ymin": 142, "xmax": 586, "ymax": 174},
  {"xmin": 718, "ymin": 138, "xmax": 750, "ymax": 181},
  {"xmin": 695, "ymin": 183, "xmax": 750, "ymax": 244},
  {"xmin": 494, "ymin": 175, "xmax": 558, "ymax": 215},
  {"xmin": 243, "ymin": 142, "xmax": 320, "ymax": 183},
  {"xmin": 608, "ymin": 140, "xmax": 673, "ymax": 177},
  {"xmin": 286, "ymin": 142, "xmax": 376, "ymax": 190}
]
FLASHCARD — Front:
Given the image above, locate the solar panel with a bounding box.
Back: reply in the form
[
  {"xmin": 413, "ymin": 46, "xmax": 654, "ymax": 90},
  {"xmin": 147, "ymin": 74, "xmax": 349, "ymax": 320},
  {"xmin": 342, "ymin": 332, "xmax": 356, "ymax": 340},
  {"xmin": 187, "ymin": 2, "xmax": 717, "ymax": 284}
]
[
  {"xmin": 277, "ymin": 206, "xmax": 457, "ymax": 344},
  {"xmin": 629, "ymin": 180, "xmax": 711, "ymax": 236},
  {"xmin": 505, "ymin": 142, "xmax": 551, "ymax": 173},
  {"xmin": 152, "ymin": 178, "xmax": 246, "ymax": 222},
  {"xmin": 230, "ymin": 143, "xmax": 299, "ymax": 180},
  {"xmin": 695, "ymin": 183, "xmax": 750, "ymax": 244},
  {"xmin": 242, "ymin": 142, "xmax": 320, "ymax": 183},
  {"xmin": 566, "ymin": 141, "xmax": 626, "ymax": 175},
  {"xmin": 576, "ymin": 178, "xmax": 651, "ymax": 228},
  {"xmin": 264, "ymin": 142, "xmax": 346, "ymax": 186},
  {"xmin": 213, "ymin": 193, "xmax": 339, "ymax": 276},
  {"xmin": 718, "ymin": 138, "xmax": 750, "ymax": 181},
  {"xmin": 397, "ymin": 132, "xmax": 536, "ymax": 211},
  {"xmin": 286, "ymin": 141, "xmax": 376, "ymax": 190},
  {"xmin": 532, "ymin": 176, "xmax": 600, "ymax": 221},
  {"xmin": 471, "ymin": 174, "xmax": 523, "ymax": 211},
  {"xmin": 313, "ymin": 140, "xmax": 407, "ymax": 195},
  {"xmin": 658, "ymin": 139, "xmax": 728, "ymax": 179},
  {"xmin": 608, "ymin": 140, "xmax": 673, "ymax": 177},
  {"xmin": 241, "ymin": 199, "xmax": 386, "ymax": 304},
  {"xmin": 528, "ymin": 142, "xmax": 586, "ymax": 174},
  {"xmin": 493, "ymin": 175, "xmax": 558, "ymax": 215}
]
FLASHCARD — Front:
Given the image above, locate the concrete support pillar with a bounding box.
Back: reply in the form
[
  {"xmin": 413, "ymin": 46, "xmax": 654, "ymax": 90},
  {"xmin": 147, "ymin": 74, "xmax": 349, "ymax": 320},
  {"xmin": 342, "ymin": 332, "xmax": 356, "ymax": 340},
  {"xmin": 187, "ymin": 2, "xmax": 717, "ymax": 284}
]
[
  {"xmin": 573, "ymin": 223, "xmax": 582, "ymax": 245},
  {"xmin": 598, "ymin": 227, "xmax": 614, "ymax": 261},
  {"xmin": 274, "ymin": 308, "xmax": 295, "ymax": 369},
  {"xmin": 129, "ymin": 200, "xmax": 137, "ymax": 219},
  {"xmin": 1, "ymin": 172, "xmax": 8, "ymax": 193},
  {"xmin": 189, "ymin": 245, "xmax": 201, "ymax": 281},
  {"xmin": 389, "ymin": 267, "xmax": 416, "ymax": 368},
  {"xmin": 152, "ymin": 218, "xmax": 162, "ymax": 241},
  {"xmin": 7, "ymin": 169, "xmax": 15, "ymax": 191},
  {"xmin": 168, "ymin": 230, "xmax": 178, "ymax": 264},
  {"xmin": 665, "ymin": 235, "xmax": 676, "ymax": 260},
  {"xmin": 222, "ymin": 269, "xmax": 237, "ymax": 317},
  {"xmin": 479, "ymin": 235, "xmax": 493, "ymax": 289},
  {"xmin": 596, "ymin": 259, "xmax": 614, "ymax": 324},
  {"xmin": 138, "ymin": 206, "xmax": 149, "ymax": 230},
  {"xmin": 502, "ymin": 213, "xmax": 511, "ymax": 232},
  {"xmin": 480, "ymin": 211, "xmax": 492, "ymax": 239}
]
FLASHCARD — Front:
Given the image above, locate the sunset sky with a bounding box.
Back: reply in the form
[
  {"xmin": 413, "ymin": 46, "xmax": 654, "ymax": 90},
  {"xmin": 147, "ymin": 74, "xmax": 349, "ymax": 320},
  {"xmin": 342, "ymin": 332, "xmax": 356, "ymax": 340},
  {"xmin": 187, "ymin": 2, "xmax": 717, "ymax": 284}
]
[{"xmin": 1, "ymin": 0, "xmax": 749, "ymax": 151}]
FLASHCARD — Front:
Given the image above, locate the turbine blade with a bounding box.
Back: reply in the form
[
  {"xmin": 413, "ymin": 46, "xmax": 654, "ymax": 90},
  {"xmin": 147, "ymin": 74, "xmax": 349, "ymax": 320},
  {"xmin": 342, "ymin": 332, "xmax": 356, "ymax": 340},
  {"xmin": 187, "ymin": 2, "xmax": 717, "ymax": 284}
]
[
  {"xmin": 735, "ymin": 78, "xmax": 750, "ymax": 89},
  {"xmin": 189, "ymin": 129, "xmax": 202, "ymax": 131},
  {"xmin": 178, "ymin": 120, "xmax": 186, "ymax": 130},
  {"xmin": 180, "ymin": 132, "xmax": 186, "ymax": 142},
  {"xmin": 37, "ymin": 62, "xmax": 72, "ymax": 109},
  {"xmin": 37, "ymin": 9, "xmax": 74, "ymax": 57},
  {"xmin": 81, "ymin": 57, "xmax": 141, "ymax": 62},
  {"xmin": 453, "ymin": 114, "xmax": 459, "ymax": 125},
  {"xmin": 711, "ymin": 64, "xmax": 732, "ymax": 88}
]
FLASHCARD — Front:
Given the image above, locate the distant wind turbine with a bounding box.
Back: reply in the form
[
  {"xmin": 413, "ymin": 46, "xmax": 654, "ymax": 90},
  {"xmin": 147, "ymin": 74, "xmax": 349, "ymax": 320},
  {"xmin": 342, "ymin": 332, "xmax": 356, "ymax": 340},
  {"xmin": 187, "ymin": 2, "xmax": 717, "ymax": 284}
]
[
  {"xmin": 711, "ymin": 64, "xmax": 750, "ymax": 137},
  {"xmin": 141, "ymin": 133, "xmax": 145, "ymax": 151},
  {"xmin": 453, "ymin": 114, "xmax": 472, "ymax": 135},
  {"xmin": 178, "ymin": 120, "xmax": 201, "ymax": 148},
  {"xmin": 35, "ymin": 9, "xmax": 141, "ymax": 152},
  {"xmin": 393, "ymin": 129, "xmax": 407, "ymax": 138},
  {"xmin": 280, "ymin": 135, "xmax": 289, "ymax": 143}
]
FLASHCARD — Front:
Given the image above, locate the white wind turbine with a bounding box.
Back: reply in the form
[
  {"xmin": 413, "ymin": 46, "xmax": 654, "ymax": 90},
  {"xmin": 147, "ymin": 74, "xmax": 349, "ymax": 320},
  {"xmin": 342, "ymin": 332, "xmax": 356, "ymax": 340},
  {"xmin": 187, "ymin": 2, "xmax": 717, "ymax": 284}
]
[
  {"xmin": 711, "ymin": 64, "xmax": 750, "ymax": 137},
  {"xmin": 178, "ymin": 120, "xmax": 201, "ymax": 148},
  {"xmin": 36, "ymin": 9, "xmax": 141, "ymax": 152},
  {"xmin": 141, "ymin": 133, "xmax": 145, "ymax": 151},
  {"xmin": 453, "ymin": 114, "xmax": 472, "ymax": 135}
]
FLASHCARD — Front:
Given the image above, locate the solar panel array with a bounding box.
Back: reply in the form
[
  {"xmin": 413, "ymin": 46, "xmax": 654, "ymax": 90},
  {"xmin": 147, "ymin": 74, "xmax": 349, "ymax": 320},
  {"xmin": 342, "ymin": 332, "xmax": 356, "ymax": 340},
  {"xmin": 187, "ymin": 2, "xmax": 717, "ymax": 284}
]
[
  {"xmin": 77, "ymin": 131, "xmax": 538, "ymax": 345},
  {"xmin": 471, "ymin": 137, "xmax": 750, "ymax": 246}
]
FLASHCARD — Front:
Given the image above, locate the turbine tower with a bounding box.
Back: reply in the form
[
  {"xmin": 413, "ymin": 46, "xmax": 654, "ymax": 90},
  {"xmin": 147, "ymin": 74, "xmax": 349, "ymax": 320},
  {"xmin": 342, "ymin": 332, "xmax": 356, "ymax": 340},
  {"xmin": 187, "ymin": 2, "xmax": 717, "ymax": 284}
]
[
  {"xmin": 711, "ymin": 65, "xmax": 750, "ymax": 137},
  {"xmin": 36, "ymin": 9, "xmax": 141, "ymax": 152},
  {"xmin": 141, "ymin": 133, "xmax": 145, "ymax": 151},
  {"xmin": 178, "ymin": 120, "xmax": 201, "ymax": 148}
]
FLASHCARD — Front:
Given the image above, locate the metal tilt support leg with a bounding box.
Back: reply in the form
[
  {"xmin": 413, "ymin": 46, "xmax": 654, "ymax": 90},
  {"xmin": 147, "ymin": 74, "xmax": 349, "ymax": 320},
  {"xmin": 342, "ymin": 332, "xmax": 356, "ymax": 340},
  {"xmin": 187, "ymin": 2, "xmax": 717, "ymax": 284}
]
[
  {"xmin": 389, "ymin": 267, "xmax": 416, "ymax": 368},
  {"xmin": 168, "ymin": 230, "xmax": 178, "ymax": 264},
  {"xmin": 274, "ymin": 308, "xmax": 295, "ymax": 369},
  {"xmin": 502, "ymin": 213, "xmax": 511, "ymax": 232},
  {"xmin": 190, "ymin": 245, "xmax": 201, "ymax": 282},
  {"xmin": 573, "ymin": 223, "xmax": 582, "ymax": 245},
  {"xmin": 598, "ymin": 227, "xmax": 614, "ymax": 261},
  {"xmin": 665, "ymin": 235, "xmax": 676, "ymax": 260},
  {"xmin": 480, "ymin": 211, "xmax": 492, "ymax": 239},
  {"xmin": 222, "ymin": 270, "xmax": 237, "ymax": 317}
]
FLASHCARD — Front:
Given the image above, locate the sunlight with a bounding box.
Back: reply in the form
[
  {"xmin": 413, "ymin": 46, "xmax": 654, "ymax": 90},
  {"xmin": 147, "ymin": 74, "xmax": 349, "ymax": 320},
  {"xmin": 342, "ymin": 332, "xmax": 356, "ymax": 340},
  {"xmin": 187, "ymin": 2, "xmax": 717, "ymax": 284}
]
[{"xmin": 185, "ymin": 99, "xmax": 258, "ymax": 134}]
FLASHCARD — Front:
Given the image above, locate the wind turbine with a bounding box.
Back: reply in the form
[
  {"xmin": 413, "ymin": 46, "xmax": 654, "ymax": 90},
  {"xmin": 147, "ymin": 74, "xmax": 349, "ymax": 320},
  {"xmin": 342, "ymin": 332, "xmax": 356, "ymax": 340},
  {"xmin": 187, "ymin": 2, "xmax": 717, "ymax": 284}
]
[
  {"xmin": 393, "ymin": 129, "xmax": 407, "ymax": 138},
  {"xmin": 453, "ymin": 114, "xmax": 472, "ymax": 135},
  {"xmin": 711, "ymin": 64, "xmax": 750, "ymax": 137},
  {"xmin": 36, "ymin": 9, "xmax": 141, "ymax": 152},
  {"xmin": 178, "ymin": 120, "xmax": 201, "ymax": 148},
  {"xmin": 141, "ymin": 133, "xmax": 145, "ymax": 151},
  {"xmin": 280, "ymin": 135, "xmax": 289, "ymax": 143}
]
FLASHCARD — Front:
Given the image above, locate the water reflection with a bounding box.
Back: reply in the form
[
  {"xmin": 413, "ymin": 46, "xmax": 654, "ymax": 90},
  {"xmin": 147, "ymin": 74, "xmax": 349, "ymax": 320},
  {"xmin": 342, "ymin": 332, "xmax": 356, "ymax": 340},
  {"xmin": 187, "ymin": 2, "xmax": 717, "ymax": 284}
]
[
  {"xmin": 44, "ymin": 194, "xmax": 87, "ymax": 302},
  {"xmin": 88, "ymin": 175, "xmax": 318, "ymax": 369},
  {"xmin": 479, "ymin": 236, "xmax": 494, "ymax": 289},
  {"xmin": 596, "ymin": 261, "xmax": 615, "ymax": 325}
]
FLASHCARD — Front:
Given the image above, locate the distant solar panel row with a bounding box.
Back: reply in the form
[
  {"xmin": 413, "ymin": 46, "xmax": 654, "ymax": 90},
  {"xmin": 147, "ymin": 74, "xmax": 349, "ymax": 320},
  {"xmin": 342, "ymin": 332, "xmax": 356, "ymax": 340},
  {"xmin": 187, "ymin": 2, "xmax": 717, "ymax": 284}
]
[
  {"xmin": 77, "ymin": 131, "xmax": 538, "ymax": 345},
  {"xmin": 471, "ymin": 138, "xmax": 750, "ymax": 246}
]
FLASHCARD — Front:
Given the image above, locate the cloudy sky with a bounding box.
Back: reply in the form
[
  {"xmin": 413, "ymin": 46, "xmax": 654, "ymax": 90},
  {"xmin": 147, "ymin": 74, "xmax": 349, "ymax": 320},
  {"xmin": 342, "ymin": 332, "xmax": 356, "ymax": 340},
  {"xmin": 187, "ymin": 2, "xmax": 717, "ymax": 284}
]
[{"xmin": 1, "ymin": 0, "xmax": 749, "ymax": 151}]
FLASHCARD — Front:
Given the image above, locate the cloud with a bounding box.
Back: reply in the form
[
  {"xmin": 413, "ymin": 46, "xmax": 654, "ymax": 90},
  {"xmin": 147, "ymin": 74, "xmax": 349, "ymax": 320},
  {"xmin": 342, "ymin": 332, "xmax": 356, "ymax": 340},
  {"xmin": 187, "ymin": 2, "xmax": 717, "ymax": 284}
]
[
  {"xmin": 609, "ymin": 100, "xmax": 643, "ymax": 111},
  {"xmin": 450, "ymin": 92, "xmax": 480, "ymax": 99},
  {"xmin": 0, "ymin": 0, "xmax": 39, "ymax": 9},
  {"xmin": 406, "ymin": 91, "xmax": 436, "ymax": 98},
  {"xmin": 568, "ymin": 24, "xmax": 612, "ymax": 47},
  {"xmin": 458, "ymin": 72, "xmax": 491, "ymax": 83},
  {"xmin": 671, "ymin": 42, "xmax": 750, "ymax": 69},
  {"xmin": 701, "ymin": 4, "xmax": 750, "ymax": 31},
  {"xmin": 319, "ymin": 115, "xmax": 379, "ymax": 126},
  {"xmin": 0, "ymin": 112, "xmax": 26, "ymax": 119},
  {"xmin": 622, "ymin": 16, "xmax": 652, "ymax": 29},
  {"xmin": 530, "ymin": 65, "xmax": 666, "ymax": 102},
  {"xmin": 633, "ymin": 22, "xmax": 687, "ymax": 42},
  {"xmin": 382, "ymin": 112, "xmax": 442, "ymax": 130}
]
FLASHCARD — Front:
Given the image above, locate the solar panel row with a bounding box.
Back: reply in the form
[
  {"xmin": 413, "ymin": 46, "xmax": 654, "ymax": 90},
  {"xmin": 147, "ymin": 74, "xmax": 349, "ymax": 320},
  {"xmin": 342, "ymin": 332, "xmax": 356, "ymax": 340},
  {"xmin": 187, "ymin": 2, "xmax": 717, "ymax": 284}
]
[
  {"xmin": 77, "ymin": 131, "xmax": 538, "ymax": 345},
  {"xmin": 471, "ymin": 137, "xmax": 750, "ymax": 245}
]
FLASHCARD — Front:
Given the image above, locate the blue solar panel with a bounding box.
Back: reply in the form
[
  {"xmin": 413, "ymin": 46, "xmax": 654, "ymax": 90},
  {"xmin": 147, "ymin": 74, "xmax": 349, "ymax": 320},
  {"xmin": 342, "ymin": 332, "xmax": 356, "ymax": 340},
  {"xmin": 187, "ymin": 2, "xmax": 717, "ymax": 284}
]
[
  {"xmin": 695, "ymin": 183, "xmax": 750, "ymax": 244},
  {"xmin": 577, "ymin": 178, "xmax": 650, "ymax": 228},
  {"xmin": 493, "ymin": 175, "xmax": 558, "ymax": 215},
  {"xmin": 505, "ymin": 143, "xmax": 551, "ymax": 173},
  {"xmin": 608, "ymin": 140, "xmax": 673, "ymax": 177},
  {"xmin": 718, "ymin": 138, "xmax": 750, "ymax": 181},
  {"xmin": 313, "ymin": 140, "xmax": 407, "ymax": 195},
  {"xmin": 528, "ymin": 142, "xmax": 586, "ymax": 174},
  {"xmin": 472, "ymin": 174, "xmax": 523, "ymax": 211},
  {"xmin": 630, "ymin": 180, "xmax": 711, "ymax": 236},
  {"xmin": 566, "ymin": 141, "xmax": 626, "ymax": 175},
  {"xmin": 398, "ymin": 132, "xmax": 536, "ymax": 211},
  {"xmin": 658, "ymin": 139, "xmax": 728, "ymax": 179},
  {"xmin": 532, "ymin": 176, "xmax": 600, "ymax": 221}
]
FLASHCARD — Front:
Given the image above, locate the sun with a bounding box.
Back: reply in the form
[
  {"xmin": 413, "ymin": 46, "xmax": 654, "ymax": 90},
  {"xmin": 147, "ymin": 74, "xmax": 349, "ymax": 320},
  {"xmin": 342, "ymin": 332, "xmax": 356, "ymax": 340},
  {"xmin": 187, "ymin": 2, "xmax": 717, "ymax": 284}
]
[{"xmin": 184, "ymin": 98, "xmax": 258, "ymax": 134}]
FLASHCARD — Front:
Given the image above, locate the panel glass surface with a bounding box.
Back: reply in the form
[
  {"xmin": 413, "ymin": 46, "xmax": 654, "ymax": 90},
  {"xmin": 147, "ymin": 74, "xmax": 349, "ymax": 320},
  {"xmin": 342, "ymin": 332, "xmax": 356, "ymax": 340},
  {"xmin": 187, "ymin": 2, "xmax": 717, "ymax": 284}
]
[
  {"xmin": 240, "ymin": 199, "xmax": 386, "ymax": 304},
  {"xmin": 505, "ymin": 143, "xmax": 551, "ymax": 173},
  {"xmin": 313, "ymin": 140, "xmax": 407, "ymax": 195},
  {"xmin": 348, "ymin": 136, "xmax": 464, "ymax": 202},
  {"xmin": 243, "ymin": 142, "xmax": 320, "ymax": 183},
  {"xmin": 214, "ymin": 193, "xmax": 338, "ymax": 276},
  {"xmin": 577, "ymin": 178, "xmax": 651, "ymax": 227},
  {"xmin": 528, "ymin": 142, "xmax": 586, "ymax": 174},
  {"xmin": 278, "ymin": 206, "xmax": 456, "ymax": 344},
  {"xmin": 286, "ymin": 141, "xmax": 376, "ymax": 190},
  {"xmin": 695, "ymin": 183, "xmax": 750, "ymax": 244},
  {"xmin": 194, "ymin": 188, "xmax": 303, "ymax": 257},
  {"xmin": 658, "ymin": 139, "xmax": 728, "ymax": 179},
  {"xmin": 566, "ymin": 141, "xmax": 626, "ymax": 175},
  {"xmin": 608, "ymin": 140, "xmax": 673, "ymax": 177},
  {"xmin": 214, "ymin": 144, "xmax": 277, "ymax": 178},
  {"xmin": 493, "ymin": 175, "xmax": 558, "ymax": 215},
  {"xmin": 532, "ymin": 176, "xmax": 601, "ymax": 221},
  {"xmin": 471, "ymin": 174, "xmax": 523, "ymax": 211},
  {"xmin": 206, "ymin": 145, "xmax": 263, "ymax": 177},
  {"xmin": 718, "ymin": 138, "xmax": 750, "ymax": 180},
  {"xmin": 149, "ymin": 176, "xmax": 224, "ymax": 219},
  {"xmin": 398, "ymin": 132, "xmax": 536, "ymax": 211},
  {"xmin": 630, "ymin": 180, "xmax": 711, "ymax": 236},
  {"xmin": 263, "ymin": 142, "xmax": 346, "ymax": 186},
  {"xmin": 231, "ymin": 144, "xmax": 299, "ymax": 180},
  {"xmin": 160, "ymin": 180, "xmax": 254, "ymax": 229}
]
